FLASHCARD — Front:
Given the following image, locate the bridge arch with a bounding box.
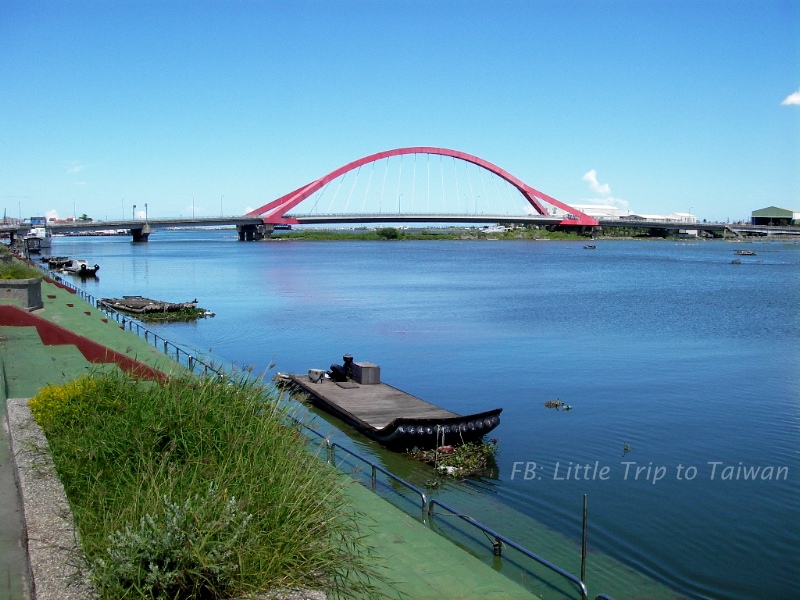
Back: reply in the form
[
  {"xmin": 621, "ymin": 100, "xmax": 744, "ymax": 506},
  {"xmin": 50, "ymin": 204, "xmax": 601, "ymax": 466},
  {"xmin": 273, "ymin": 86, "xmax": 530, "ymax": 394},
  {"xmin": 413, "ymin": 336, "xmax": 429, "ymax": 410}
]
[{"xmin": 248, "ymin": 147, "xmax": 596, "ymax": 226}]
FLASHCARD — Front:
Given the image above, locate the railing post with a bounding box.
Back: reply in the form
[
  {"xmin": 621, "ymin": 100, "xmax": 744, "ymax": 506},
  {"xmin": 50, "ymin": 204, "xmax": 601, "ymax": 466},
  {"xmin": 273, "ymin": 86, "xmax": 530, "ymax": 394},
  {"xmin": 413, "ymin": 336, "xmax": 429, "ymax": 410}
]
[{"xmin": 581, "ymin": 494, "xmax": 588, "ymax": 583}]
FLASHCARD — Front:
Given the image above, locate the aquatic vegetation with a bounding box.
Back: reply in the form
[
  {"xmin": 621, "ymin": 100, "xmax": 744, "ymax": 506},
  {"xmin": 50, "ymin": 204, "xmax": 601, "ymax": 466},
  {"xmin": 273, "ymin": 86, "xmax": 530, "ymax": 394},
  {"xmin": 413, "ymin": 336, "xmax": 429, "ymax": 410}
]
[{"xmin": 407, "ymin": 441, "xmax": 498, "ymax": 478}]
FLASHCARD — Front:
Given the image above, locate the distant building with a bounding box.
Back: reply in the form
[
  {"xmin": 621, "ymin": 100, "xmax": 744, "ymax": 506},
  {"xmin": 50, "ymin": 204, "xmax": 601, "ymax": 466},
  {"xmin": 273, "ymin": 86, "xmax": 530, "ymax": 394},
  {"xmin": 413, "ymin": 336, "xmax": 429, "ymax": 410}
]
[
  {"xmin": 620, "ymin": 212, "xmax": 697, "ymax": 224},
  {"xmin": 570, "ymin": 204, "xmax": 628, "ymax": 219},
  {"xmin": 751, "ymin": 206, "xmax": 799, "ymax": 226}
]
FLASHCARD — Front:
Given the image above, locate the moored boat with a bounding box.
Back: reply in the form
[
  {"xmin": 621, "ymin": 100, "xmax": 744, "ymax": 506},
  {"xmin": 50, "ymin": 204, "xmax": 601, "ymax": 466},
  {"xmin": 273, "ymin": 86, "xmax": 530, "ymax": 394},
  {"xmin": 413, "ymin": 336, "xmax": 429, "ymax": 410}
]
[
  {"xmin": 98, "ymin": 296, "xmax": 198, "ymax": 314},
  {"xmin": 63, "ymin": 258, "xmax": 100, "ymax": 277},
  {"xmin": 735, "ymin": 249, "xmax": 756, "ymax": 255},
  {"xmin": 277, "ymin": 354, "xmax": 502, "ymax": 450},
  {"xmin": 41, "ymin": 256, "xmax": 72, "ymax": 269},
  {"xmin": 23, "ymin": 226, "xmax": 52, "ymax": 253}
]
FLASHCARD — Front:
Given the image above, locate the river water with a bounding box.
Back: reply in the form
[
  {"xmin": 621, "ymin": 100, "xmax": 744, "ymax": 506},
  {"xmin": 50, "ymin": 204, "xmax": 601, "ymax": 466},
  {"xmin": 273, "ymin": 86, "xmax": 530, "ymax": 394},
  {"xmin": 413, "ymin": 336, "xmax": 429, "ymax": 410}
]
[{"xmin": 49, "ymin": 231, "xmax": 799, "ymax": 599}]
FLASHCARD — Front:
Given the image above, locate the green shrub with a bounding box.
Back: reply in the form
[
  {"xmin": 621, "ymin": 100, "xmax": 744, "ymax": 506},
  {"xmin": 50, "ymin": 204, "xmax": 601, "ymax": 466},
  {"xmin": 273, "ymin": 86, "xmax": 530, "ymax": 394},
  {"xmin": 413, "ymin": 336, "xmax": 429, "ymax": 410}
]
[
  {"xmin": 30, "ymin": 371, "xmax": 385, "ymax": 599},
  {"xmin": 376, "ymin": 227, "xmax": 401, "ymax": 240},
  {"xmin": 0, "ymin": 260, "xmax": 42, "ymax": 279},
  {"xmin": 93, "ymin": 484, "xmax": 252, "ymax": 599}
]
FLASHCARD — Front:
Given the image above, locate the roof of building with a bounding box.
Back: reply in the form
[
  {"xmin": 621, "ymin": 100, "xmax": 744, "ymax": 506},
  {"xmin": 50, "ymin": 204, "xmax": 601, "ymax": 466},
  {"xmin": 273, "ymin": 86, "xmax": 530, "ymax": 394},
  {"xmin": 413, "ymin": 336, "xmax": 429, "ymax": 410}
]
[{"xmin": 751, "ymin": 206, "xmax": 799, "ymax": 217}]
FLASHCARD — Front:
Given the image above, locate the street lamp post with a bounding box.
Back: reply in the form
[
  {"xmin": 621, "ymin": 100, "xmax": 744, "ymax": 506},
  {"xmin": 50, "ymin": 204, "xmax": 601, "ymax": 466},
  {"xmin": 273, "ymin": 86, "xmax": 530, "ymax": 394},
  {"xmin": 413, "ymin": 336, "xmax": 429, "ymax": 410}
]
[
  {"xmin": 132, "ymin": 205, "xmax": 136, "ymax": 220},
  {"xmin": 145, "ymin": 203, "xmax": 148, "ymax": 222}
]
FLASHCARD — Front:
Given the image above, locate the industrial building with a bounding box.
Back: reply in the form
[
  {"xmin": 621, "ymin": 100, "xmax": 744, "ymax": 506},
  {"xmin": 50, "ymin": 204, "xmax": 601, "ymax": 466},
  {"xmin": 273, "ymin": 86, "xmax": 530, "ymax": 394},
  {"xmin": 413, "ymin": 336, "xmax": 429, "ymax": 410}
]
[{"xmin": 751, "ymin": 206, "xmax": 800, "ymax": 226}]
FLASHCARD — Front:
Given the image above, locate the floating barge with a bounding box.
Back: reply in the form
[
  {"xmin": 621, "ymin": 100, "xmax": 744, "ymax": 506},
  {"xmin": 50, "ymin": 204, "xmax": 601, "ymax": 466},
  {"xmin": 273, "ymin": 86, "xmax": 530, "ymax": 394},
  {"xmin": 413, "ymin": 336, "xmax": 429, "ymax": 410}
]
[
  {"xmin": 279, "ymin": 354, "xmax": 502, "ymax": 450},
  {"xmin": 98, "ymin": 296, "xmax": 198, "ymax": 314}
]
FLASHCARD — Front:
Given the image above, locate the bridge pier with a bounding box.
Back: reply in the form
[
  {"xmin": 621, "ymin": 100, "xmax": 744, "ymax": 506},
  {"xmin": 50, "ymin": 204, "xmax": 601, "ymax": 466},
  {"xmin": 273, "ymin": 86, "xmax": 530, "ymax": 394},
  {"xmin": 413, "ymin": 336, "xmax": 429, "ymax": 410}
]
[
  {"xmin": 236, "ymin": 224, "xmax": 272, "ymax": 241},
  {"xmin": 131, "ymin": 224, "xmax": 152, "ymax": 242}
]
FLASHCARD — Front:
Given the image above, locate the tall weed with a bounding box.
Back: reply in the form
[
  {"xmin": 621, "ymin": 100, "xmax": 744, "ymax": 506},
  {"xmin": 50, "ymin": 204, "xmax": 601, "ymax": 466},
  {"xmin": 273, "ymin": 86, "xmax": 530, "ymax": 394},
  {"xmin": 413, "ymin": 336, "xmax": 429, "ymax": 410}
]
[{"xmin": 30, "ymin": 370, "xmax": 385, "ymax": 599}]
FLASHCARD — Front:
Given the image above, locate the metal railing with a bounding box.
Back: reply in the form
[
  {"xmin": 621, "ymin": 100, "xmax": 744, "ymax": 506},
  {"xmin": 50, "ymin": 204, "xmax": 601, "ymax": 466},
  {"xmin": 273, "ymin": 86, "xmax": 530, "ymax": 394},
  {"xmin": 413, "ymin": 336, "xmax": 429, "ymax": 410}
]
[
  {"xmin": 286, "ymin": 417, "xmax": 429, "ymax": 518},
  {"xmin": 289, "ymin": 414, "xmax": 592, "ymax": 600},
  {"xmin": 428, "ymin": 497, "xmax": 589, "ymax": 600},
  {"xmin": 329, "ymin": 441, "xmax": 428, "ymax": 517},
  {"xmin": 37, "ymin": 264, "xmax": 224, "ymax": 378}
]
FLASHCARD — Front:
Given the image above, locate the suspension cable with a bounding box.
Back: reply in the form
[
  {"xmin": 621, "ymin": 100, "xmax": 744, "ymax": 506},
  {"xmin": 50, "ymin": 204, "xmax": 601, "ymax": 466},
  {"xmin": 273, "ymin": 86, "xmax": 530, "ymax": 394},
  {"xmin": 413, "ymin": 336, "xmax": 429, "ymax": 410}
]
[
  {"xmin": 466, "ymin": 162, "xmax": 476, "ymax": 214},
  {"xmin": 396, "ymin": 154, "xmax": 403, "ymax": 213},
  {"xmin": 343, "ymin": 165, "xmax": 361, "ymax": 212},
  {"xmin": 451, "ymin": 156, "xmax": 461, "ymax": 215},
  {"xmin": 411, "ymin": 153, "xmax": 417, "ymax": 215},
  {"xmin": 360, "ymin": 158, "xmax": 376, "ymax": 214},
  {"xmin": 491, "ymin": 170, "xmax": 504, "ymax": 214},
  {"xmin": 426, "ymin": 154, "xmax": 431, "ymax": 213},
  {"xmin": 308, "ymin": 181, "xmax": 331, "ymax": 214},
  {"xmin": 326, "ymin": 170, "xmax": 347, "ymax": 213},
  {"xmin": 379, "ymin": 157, "xmax": 389, "ymax": 215},
  {"xmin": 477, "ymin": 165, "xmax": 490, "ymax": 214},
  {"xmin": 439, "ymin": 154, "xmax": 446, "ymax": 213}
]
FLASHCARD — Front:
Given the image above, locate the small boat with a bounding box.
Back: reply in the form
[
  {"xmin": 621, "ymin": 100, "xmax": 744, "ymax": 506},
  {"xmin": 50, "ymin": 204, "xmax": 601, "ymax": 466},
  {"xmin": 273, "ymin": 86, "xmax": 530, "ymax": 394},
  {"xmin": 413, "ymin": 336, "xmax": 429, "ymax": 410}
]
[
  {"xmin": 735, "ymin": 250, "xmax": 756, "ymax": 256},
  {"xmin": 62, "ymin": 258, "xmax": 100, "ymax": 277},
  {"xmin": 277, "ymin": 354, "xmax": 502, "ymax": 450},
  {"xmin": 99, "ymin": 296, "xmax": 198, "ymax": 314},
  {"xmin": 41, "ymin": 256, "xmax": 72, "ymax": 269},
  {"xmin": 583, "ymin": 244, "xmax": 596, "ymax": 249}
]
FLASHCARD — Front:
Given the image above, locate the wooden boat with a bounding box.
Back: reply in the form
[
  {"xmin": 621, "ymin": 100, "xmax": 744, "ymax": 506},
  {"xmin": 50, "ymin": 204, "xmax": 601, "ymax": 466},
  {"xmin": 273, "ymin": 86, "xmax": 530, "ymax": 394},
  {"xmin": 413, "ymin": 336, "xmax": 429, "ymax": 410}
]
[
  {"xmin": 62, "ymin": 258, "xmax": 99, "ymax": 277},
  {"xmin": 41, "ymin": 256, "xmax": 71, "ymax": 269},
  {"xmin": 98, "ymin": 296, "xmax": 198, "ymax": 314},
  {"xmin": 278, "ymin": 354, "xmax": 502, "ymax": 450}
]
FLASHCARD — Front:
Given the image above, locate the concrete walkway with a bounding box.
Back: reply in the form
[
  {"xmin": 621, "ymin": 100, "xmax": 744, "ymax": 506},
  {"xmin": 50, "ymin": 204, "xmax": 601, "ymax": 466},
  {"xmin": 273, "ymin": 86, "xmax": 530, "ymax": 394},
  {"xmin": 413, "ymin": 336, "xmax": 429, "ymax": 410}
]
[{"xmin": 0, "ymin": 279, "xmax": 537, "ymax": 600}]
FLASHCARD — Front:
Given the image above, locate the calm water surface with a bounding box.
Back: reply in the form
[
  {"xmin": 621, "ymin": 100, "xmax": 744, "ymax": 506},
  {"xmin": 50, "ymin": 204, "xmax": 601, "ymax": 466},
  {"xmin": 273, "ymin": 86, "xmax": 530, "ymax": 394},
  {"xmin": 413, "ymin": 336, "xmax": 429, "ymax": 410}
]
[{"xmin": 52, "ymin": 232, "xmax": 799, "ymax": 599}]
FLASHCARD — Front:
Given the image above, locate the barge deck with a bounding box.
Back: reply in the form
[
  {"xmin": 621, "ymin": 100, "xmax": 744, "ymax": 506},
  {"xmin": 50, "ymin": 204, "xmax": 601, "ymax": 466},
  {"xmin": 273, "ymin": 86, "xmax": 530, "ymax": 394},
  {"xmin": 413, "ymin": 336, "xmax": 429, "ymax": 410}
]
[{"xmin": 282, "ymin": 355, "xmax": 501, "ymax": 450}]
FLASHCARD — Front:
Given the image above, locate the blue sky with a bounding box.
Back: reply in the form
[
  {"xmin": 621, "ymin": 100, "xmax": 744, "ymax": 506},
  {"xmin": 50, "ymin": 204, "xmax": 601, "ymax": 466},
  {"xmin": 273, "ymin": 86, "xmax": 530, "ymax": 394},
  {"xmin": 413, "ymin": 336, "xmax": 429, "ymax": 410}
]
[{"xmin": 1, "ymin": 0, "xmax": 797, "ymax": 223}]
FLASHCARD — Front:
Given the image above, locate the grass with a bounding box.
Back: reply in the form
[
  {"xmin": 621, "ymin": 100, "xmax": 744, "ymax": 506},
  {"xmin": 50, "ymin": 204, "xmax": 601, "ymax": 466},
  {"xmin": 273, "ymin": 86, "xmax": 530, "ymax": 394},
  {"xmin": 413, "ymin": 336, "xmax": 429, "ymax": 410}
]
[
  {"xmin": 0, "ymin": 259, "xmax": 42, "ymax": 279},
  {"xmin": 29, "ymin": 371, "xmax": 387, "ymax": 599},
  {"xmin": 270, "ymin": 226, "xmax": 596, "ymax": 242}
]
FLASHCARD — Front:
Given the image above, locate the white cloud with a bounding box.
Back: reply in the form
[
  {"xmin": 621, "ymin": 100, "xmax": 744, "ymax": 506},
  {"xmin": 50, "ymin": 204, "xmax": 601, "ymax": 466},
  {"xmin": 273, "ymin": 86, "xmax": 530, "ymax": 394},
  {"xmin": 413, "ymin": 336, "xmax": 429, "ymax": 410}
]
[
  {"xmin": 66, "ymin": 161, "xmax": 90, "ymax": 174},
  {"xmin": 45, "ymin": 209, "xmax": 59, "ymax": 220},
  {"xmin": 582, "ymin": 169, "xmax": 610, "ymax": 195},
  {"xmin": 781, "ymin": 90, "xmax": 800, "ymax": 106},
  {"xmin": 581, "ymin": 196, "xmax": 629, "ymax": 209}
]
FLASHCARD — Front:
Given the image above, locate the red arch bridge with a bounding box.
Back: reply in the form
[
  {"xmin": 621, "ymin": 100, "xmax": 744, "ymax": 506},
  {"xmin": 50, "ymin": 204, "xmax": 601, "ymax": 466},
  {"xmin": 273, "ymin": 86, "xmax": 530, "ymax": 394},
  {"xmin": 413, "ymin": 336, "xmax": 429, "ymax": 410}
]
[
  {"xmin": 241, "ymin": 146, "xmax": 599, "ymax": 238},
  {"xmin": 7, "ymin": 147, "xmax": 606, "ymax": 245}
]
